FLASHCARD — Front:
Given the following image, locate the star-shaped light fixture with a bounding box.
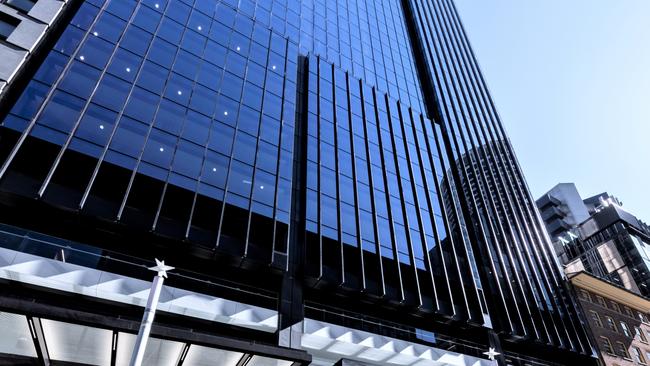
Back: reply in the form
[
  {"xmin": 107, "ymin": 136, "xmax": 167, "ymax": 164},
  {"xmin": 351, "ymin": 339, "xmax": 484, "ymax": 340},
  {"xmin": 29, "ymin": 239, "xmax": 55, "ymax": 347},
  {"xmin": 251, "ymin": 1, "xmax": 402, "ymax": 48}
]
[
  {"xmin": 483, "ymin": 347, "xmax": 500, "ymax": 361},
  {"xmin": 148, "ymin": 258, "xmax": 174, "ymax": 278}
]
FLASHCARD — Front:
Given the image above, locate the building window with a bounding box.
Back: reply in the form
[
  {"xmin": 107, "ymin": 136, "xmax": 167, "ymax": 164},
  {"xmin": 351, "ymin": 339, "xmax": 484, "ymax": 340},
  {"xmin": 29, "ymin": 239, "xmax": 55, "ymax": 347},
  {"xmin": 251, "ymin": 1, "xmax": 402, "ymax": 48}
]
[
  {"xmin": 606, "ymin": 316, "xmax": 618, "ymax": 332},
  {"xmin": 620, "ymin": 321, "xmax": 632, "ymax": 337},
  {"xmin": 625, "ymin": 306, "xmax": 635, "ymax": 318},
  {"xmin": 638, "ymin": 312, "xmax": 650, "ymax": 324},
  {"xmin": 590, "ymin": 311, "xmax": 603, "ymax": 327},
  {"xmin": 579, "ymin": 289, "xmax": 592, "ymax": 302},
  {"xmin": 0, "ymin": 11, "xmax": 20, "ymax": 41},
  {"xmin": 610, "ymin": 301, "xmax": 621, "ymax": 313},
  {"xmin": 3, "ymin": 0, "xmax": 37, "ymax": 13},
  {"xmin": 600, "ymin": 337, "xmax": 614, "ymax": 355},
  {"xmin": 616, "ymin": 341, "xmax": 630, "ymax": 359},
  {"xmin": 636, "ymin": 326, "xmax": 648, "ymax": 343},
  {"xmin": 596, "ymin": 295, "xmax": 607, "ymax": 307},
  {"xmin": 632, "ymin": 347, "xmax": 646, "ymax": 364}
]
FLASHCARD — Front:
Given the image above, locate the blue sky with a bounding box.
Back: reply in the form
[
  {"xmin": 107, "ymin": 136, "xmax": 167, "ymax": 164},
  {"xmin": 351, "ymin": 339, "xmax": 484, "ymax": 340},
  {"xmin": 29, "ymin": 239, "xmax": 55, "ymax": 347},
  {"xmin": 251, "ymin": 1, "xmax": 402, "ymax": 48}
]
[{"xmin": 454, "ymin": 0, "xmax": 650, "ymax": 221}]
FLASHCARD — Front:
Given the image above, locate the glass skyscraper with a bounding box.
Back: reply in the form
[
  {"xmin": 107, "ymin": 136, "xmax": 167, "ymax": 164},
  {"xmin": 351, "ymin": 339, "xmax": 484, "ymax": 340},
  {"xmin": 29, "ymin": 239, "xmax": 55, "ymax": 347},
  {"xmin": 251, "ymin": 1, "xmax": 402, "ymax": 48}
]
[{"xmin": 0, "ymin": 0, "xmax": 597, "ymax": 365}]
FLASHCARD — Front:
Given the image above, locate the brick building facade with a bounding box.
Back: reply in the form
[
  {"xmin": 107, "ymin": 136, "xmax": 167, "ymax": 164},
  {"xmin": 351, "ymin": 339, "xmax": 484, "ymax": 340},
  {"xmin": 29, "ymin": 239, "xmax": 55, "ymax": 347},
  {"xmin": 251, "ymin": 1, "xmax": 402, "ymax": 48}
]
[{"xmin": 572, "ymin": 271, "xmax": 650, "ymax": 366}]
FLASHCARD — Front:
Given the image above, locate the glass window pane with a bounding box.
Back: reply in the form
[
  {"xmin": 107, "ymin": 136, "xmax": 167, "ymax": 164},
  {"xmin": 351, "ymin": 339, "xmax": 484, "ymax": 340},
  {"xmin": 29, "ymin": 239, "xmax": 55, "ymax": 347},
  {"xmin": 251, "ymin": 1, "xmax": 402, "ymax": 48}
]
[
  {"xmin": 120, "ymin": 24, "xmax": 152, "ymax": 55},
  {"xmin": 78, "ymin": 35, "xmax": 114, "ymax": 69},
  {"xmin": 158, "ymin": 17, "xmax": 184, "ymax": 44},
  {"xmin": 58, "ymin": 60, "xmax": 101, "ymax": 99},
  {"xmin": 54, "ymin": 26, "xmax": 85, "ymax": 55},
  {"xmin": 124, "ymin": 87, "xmax": 159, "ymax": 123},
  {"xmin": 37, "ymin": 90, "xmax": 85, "ymax": 133},
  {"xmin": 75, "ymin": 103, "xmax": 118, "ymax": 146},
  {"xmin": 181, "ymin": 110, "xmax": 210, "ymax": 145},
  {"xmin": 92, "ymin": 74, "xmax": 131, "ymax": 111},
  {"xmin": 201, "ymin": 150, "xmax": 229, "ymax": 189},
  {"xmin": 208, "ymin": 121, "xmax": 235, "ymax": 155},
  {"xmin": 173, "ymin": 50, "xmax": 201, "ymax": 80},
  {"xmin": 137, "ymin": 60, "xmax": 168, "ymax": 94},
  {"xmin": 132, "ymin": 4, "xmax": 161, "ymax": 33},
  {"xmin": 148, "ymin": 36, "xmax": 177, "ymax": 68},
  {"xmin": 107, "ymin": 47, "xmax": 142, "ymax": 82},
  {"xmin": 227, "ymin": 160, "xmax": 253, "ymax": 198},
  {"xmin": 172, "ymin": 140, "xmax": 203, "ymax": 178},
  {"xmin": 10, "ymin": 80, "xmax": 49, "ymax": 120},
  {"xmin": 109, "ymin": 116, "xmax": 148, "ymax": 157},
  {"xmin": 142, "ymin": 128, "xmax": 176, "ymax": 168},
  {"xmin": 154, "ymin": 98, "xmax": 186, "ymax": 135},
  {"xmin": 34, "ymin": 51, "xmax": 68, "ymax": 85},
  {"xmin": 105, "ymin": 0, "xmax": 135, "ymax": 20},
  {"xmin": 92, "ymin": 12, "xmax": 127, "ymax": 43},
  {"xmin": 164, "ymin": 73, "xmax": 193, "ymax": 104},
  {"xmin": 189, "ymin": 85, "xmax": 217, "ymax": 117}
]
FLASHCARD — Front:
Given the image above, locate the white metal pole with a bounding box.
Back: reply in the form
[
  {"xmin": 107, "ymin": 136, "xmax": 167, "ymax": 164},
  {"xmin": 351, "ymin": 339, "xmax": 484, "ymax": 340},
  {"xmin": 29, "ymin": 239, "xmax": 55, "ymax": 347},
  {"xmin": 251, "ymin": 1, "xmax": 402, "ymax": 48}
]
[{"xmin": 130, "ymin": 259, "xmax": 173, "ymax": 366}]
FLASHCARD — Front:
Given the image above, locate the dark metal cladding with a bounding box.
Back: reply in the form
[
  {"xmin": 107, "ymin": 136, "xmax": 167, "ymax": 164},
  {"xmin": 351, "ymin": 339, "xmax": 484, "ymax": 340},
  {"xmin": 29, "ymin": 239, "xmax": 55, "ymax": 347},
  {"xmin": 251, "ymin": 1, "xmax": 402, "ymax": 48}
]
[{"xmin": 401, "ymin": 0, "xmax": 595, "ymax": 357}]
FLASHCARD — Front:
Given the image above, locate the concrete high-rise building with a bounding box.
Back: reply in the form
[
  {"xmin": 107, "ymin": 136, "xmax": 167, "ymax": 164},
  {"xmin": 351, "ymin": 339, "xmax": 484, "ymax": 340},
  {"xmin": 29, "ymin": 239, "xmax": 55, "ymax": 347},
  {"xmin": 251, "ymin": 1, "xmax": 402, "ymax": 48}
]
[{"xmin": 0, "ymin": 1, "xmax": 596, "ymax": 365}]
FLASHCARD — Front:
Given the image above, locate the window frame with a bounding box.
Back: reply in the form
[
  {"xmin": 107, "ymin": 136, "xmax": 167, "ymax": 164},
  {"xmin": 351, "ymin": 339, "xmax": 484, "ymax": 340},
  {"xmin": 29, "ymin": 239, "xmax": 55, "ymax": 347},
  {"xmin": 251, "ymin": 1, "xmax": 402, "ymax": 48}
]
[
  {"xmin": 636, "ymin": 326, "xmax": 648, "ymax": 343},
  {"xmin": 600, "ymin": 336, "xmax": 615, "ymax": 355},
  {"xmin": 590, "ymin": 310, "xmax": 603, "ymax": 328},
  {"xmin": 605, "ymin": 316, "xmax": 618, "ymax": 333},
  {"xmin": 632, "ymin": 346, "xmax": 647, "ymax": 365},
  {"xmin": 620, "ymin": 321, "xmax": 632, "ymax": 338},
  {"xmin": 615, "ymin": 341, "xmax": 631, "ymax": 359}
]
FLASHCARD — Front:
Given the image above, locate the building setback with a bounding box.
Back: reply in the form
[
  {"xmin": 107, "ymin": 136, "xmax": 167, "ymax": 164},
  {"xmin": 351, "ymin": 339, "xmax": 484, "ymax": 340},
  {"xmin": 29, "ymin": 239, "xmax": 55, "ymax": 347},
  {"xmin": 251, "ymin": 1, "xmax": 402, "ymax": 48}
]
[
  {"xmin": 537, "ymin": 183, "xmax": 650, "ymax": 297},
  {"xmin": 0, "ymin": 0, "xmax": 596, "ymax": 365}
]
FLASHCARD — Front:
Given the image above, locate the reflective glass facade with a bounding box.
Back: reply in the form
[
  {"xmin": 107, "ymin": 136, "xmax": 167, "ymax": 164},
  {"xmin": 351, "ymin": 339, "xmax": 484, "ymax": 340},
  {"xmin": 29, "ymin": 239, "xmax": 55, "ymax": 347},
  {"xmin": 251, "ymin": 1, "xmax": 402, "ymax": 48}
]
[
  {"xmin": 403, "ymin": 0, "xmax": 593, "ymax": 355},
  {"xmin": 0, "ymin": 0, "xmax": 596, "ymax": 364}
]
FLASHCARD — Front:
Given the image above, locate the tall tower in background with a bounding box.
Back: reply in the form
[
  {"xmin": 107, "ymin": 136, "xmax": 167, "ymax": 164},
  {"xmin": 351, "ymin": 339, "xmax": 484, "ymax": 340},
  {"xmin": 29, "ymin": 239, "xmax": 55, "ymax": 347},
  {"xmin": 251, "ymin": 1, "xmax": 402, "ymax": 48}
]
[{"xmin": 0, "ymin": 0, "xmax": 596, "ymax": 365}]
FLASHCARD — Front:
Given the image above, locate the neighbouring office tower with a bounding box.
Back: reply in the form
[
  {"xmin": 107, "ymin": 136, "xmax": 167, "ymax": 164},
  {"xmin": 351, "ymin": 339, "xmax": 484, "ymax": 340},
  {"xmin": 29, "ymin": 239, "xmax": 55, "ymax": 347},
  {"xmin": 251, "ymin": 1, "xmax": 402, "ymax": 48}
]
[
  {"xmin": 538, "ymin": 183, "xmax": 650, "ymax": 298},
  {"xmin": 570, "ymin": 271, "xmax": 650, "ymax": 366},
  {"xmin": 0, "ymin": 0, "xmax": 595, "ymax": 365}
]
